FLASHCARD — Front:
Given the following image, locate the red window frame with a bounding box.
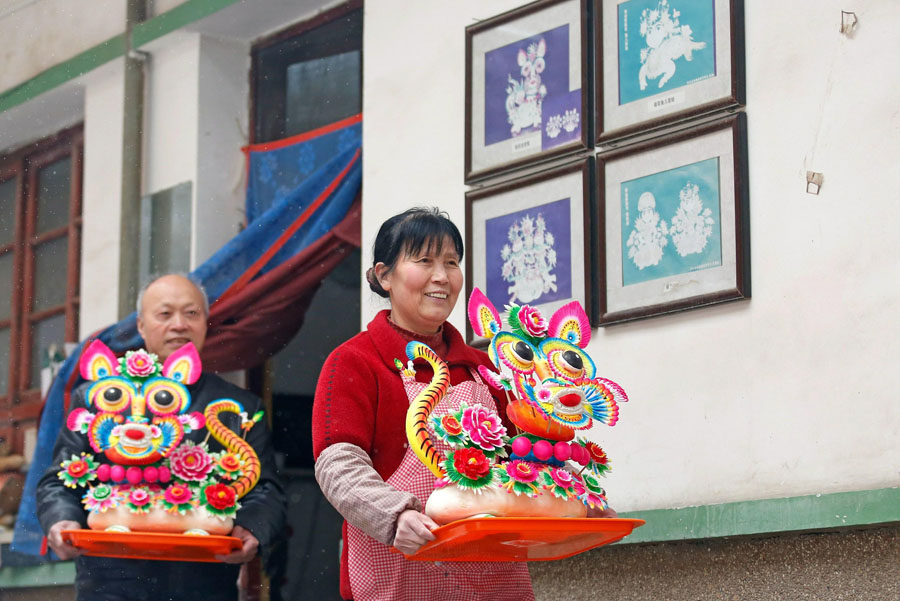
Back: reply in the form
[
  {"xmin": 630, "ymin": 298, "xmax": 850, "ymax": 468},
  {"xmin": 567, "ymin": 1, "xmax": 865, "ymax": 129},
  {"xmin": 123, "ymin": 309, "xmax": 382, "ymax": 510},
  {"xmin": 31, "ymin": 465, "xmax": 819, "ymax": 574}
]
[{"xmin": 0, "ymin": 126, "xmax": 82, "ymax": 455}]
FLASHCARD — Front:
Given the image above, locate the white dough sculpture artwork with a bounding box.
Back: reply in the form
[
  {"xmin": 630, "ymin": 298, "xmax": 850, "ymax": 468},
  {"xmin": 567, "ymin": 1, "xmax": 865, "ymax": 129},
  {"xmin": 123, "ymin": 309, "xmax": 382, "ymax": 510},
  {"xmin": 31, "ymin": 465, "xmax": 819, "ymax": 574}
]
[
  {"xmin": 638, "ymin": 0, "xmax": 707, "ymax": 91},
  {"xmin": 670, "ymin": 182, "xmax": 714, "ymax": 257},
  {"xmin": 626, "ymin": 192, "xmax": 669, "ymax": 270},
  {"xmin": 505, "ymin": 38, "xmax": 548, "ymax": 135}
]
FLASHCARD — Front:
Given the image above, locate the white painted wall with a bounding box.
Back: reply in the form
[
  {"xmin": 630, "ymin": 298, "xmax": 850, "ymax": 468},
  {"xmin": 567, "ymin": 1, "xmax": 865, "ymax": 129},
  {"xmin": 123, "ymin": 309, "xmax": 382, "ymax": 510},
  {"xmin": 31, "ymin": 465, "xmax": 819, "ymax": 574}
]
[
  {"xmin": 194, "ymin": 34, "xmax": 250, "ymax": 267},
  {"xmin": 362, "ymin": 0, "xmax": 900, "ymax": 511},
  {"xmin": 144, "ymin": 32, "xmax": 201, "ymax": 205},
  {"xmin": 79, "ymin": 61, "xmax": 125, "ymax": 339},
  {"xmin": 141, "ymin": 31, "xmax": 249, "ymax": 268},
  {"xmin": 0, "ymin": 0, "xmax": 124, "ymax": 93}
]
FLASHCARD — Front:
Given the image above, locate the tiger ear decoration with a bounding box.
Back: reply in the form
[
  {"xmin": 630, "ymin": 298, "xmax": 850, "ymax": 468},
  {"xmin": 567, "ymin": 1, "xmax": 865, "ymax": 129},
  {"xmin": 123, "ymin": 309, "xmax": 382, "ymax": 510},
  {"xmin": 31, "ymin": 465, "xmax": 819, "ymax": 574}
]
[
  {"xmin": 547, "ymin": 301, "xmax": 592, "ymax": 348},
  {"xmin": 468, "ymin": 287, "xmax": 502, "ymax": 341},
  {"xmin": 80, "ymin": 339, "xmax": 120, "ymax": 381},
  {"xmin": 161, "ymin": 343, "xmax": 202, "ymax": 385}
]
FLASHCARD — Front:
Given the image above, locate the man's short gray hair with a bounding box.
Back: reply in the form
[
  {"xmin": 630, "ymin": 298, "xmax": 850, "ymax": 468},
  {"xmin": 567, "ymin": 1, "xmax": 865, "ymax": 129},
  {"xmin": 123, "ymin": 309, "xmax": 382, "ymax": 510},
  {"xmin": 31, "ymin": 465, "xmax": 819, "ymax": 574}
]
[{"xmin": 136, "ymin": 272, "xmax": 210, "ymax": 317}]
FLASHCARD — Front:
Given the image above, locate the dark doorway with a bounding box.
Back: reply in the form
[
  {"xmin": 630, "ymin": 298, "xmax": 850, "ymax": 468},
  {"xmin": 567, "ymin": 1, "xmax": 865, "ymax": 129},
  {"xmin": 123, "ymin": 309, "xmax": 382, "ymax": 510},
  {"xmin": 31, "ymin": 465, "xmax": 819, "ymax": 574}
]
[{"xmin": 250, "ymin": 3, "xmax": 362, "ymax": 599}]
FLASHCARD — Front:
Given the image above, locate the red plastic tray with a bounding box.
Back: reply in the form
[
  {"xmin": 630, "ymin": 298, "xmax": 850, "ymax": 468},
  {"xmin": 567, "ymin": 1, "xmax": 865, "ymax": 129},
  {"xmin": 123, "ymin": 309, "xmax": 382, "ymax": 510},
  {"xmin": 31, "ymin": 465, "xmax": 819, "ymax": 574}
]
[
  {"xmin": 62, "ymin": 529, "xmax": 242, "ymax": 563},
  {"xmin": 401, "ymin": 517, "xmax": 645, "ymax": 562}
]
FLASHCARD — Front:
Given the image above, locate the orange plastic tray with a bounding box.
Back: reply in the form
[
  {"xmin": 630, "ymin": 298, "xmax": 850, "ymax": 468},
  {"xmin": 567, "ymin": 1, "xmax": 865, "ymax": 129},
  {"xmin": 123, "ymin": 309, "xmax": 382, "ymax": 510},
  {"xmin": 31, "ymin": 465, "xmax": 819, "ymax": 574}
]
[
  {"xmin": 62, "ymin": 529, "xmax": 242, "ymax": 563},
  {"xmin": 401, "ymin": 517, "xmax": 645, "ymax": 562}
]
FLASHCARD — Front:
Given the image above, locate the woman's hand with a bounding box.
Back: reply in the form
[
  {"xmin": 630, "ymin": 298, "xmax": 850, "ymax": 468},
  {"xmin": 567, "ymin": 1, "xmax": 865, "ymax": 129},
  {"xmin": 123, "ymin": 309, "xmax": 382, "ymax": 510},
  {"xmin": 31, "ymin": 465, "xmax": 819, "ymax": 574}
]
[
  {"xmin": 392, "ymin": 509, "xmax": 438, "ymax": 555},
  {"xmin": 587, "ymin": 505, "xmax": 618, "ymax": 518}
]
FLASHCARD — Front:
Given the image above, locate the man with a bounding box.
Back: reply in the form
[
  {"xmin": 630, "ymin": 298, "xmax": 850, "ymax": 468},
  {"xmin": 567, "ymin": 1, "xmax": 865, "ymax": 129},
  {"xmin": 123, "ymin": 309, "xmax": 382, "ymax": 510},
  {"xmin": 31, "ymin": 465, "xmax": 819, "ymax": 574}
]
[{"xmin": 37, "ymin": 274, "xmax": 286, "ymax": 601}]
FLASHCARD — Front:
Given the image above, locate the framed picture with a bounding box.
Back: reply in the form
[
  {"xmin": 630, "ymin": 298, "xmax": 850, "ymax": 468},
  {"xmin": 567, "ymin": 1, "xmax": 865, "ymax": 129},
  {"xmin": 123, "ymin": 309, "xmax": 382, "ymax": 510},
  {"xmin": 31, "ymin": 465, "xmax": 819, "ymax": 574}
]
[
  {"xmin": 466, "ymin": 158, "xmax": 593, "ymax": 344},
  {"xmin": 466, "ymin": 0, "xmax": 590, "ymax": 183},
  {"xmin": 595, "ymin": 113, "xmax": 749, "ymax": 325},
  {"xmin": 595, "ymin": 0, "xmax": 745, "ymax": 143}
]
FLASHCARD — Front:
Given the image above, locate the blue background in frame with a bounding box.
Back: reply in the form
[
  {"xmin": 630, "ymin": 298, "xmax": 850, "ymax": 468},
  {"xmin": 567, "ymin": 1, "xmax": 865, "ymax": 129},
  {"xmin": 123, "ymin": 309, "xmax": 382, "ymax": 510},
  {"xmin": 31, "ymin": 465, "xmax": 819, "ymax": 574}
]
[
  {"xmin": 617, "ymin": 0, "xmax": 717, "ymax": 105},
  {"xmin": 484, "ymin": 24, "xmax": 573, "ymax": 146},
  {"xmin": 485, "ymin": 196, "xmax": 572, "ymax": 308},
  {"xmin": 621, "ymin": 157, "xmax": 722, "ymax": 286}
]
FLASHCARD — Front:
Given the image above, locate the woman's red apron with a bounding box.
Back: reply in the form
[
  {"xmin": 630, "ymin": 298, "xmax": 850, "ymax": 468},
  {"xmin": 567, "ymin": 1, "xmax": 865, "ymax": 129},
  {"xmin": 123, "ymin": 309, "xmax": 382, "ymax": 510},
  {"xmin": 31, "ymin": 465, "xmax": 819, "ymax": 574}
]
[{"xmin": 346, "ymin": 369, "xmax": 534, "ymax": 601}]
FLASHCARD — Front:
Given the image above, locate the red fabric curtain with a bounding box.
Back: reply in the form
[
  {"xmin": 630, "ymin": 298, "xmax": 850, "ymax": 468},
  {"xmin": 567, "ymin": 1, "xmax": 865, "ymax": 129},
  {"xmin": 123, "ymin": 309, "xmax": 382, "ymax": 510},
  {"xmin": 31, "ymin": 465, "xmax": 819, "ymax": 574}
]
[{"xmin": 201, "ymin": 197, "xmax": 361, "ymax": 372}]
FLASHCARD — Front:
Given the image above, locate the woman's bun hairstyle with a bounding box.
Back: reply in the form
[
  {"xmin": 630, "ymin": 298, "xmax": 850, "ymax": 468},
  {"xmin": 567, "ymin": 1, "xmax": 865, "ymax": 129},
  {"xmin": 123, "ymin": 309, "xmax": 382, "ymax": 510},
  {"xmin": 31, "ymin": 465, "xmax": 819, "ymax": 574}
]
[{"xmin": 366, "ymin": 266, "xmax": 389, "ymax": 298}]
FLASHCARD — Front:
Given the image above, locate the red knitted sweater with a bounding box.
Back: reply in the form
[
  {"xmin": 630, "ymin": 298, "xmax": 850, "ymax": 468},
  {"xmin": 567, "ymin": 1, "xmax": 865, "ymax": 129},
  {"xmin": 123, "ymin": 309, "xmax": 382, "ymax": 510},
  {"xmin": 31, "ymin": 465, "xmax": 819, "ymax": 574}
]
[
  {"xmin": 313, "ymin": 309, "xmax": 510, "ymax": 475},
  {"xmin": 312, "ymin": 310, "xmax": 511, "ymax": 598}
]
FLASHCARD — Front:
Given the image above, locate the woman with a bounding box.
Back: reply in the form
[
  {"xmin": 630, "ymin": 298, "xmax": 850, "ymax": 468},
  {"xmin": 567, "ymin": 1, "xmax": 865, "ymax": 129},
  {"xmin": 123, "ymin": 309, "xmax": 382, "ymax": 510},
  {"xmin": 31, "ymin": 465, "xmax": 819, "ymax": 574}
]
[{"xmin": 312, "ymin": 208, "xmax": 534, "ymax": 601}]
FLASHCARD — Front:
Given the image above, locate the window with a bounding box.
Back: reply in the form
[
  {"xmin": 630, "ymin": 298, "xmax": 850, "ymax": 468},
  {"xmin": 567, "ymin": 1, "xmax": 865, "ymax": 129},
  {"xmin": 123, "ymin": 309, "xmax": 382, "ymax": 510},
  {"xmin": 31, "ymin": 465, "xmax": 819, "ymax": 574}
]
[
  {"xmin": 0, "ymin": 127, "xmax": 82, "ymax": 455},
  {"xmin": 252, "ymin": 2, "xmax": 362, "ymax": 143}
]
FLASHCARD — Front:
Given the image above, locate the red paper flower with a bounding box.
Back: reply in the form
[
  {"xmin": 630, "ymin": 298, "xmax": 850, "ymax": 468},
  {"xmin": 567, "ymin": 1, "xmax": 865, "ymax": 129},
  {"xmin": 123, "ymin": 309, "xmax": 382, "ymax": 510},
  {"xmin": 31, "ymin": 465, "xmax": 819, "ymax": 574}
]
[
  {"xmin": 584, "ymin": 442, "xmax": 608, "ymax": 464},
  {"xmin": 204, "ymin": 483, "xmax": 237, "ymax": 510},
  {"xmin": 440, "ymin": 415, "xmax": 463, "ymax": 436},
  {"xmin": 452, "ymin": 448, "xmax": 491, "ymax": 480},
  {"xmin": 67, "ymin": 460, "xmax": 90, "ymax": 479}
]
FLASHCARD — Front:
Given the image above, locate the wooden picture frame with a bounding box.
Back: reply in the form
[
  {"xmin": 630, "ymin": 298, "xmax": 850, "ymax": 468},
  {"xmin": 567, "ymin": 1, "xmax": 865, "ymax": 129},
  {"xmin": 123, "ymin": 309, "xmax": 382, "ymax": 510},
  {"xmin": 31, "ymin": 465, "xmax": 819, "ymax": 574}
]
[
  {"xmin": 595, "ymin": 0, "xmax": 745, "ymax": 143},
  {"xmin": 466, "ymin": 158, "xmax": 594, "ymax": 344},
  {"xmin": 466, "ymin": 0, "xmax": 591, "ymax": 182},
  {"xmin": 595, "ymin": 113, "xmax": 749, "ymax": 325}
]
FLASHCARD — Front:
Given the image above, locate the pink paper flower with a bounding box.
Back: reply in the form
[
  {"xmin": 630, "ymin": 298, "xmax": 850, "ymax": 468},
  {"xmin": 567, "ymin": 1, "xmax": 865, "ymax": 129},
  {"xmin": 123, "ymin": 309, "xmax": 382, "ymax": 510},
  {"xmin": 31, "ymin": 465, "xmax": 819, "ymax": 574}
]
[
  {"xmin": 460, "ymin": 405, "xmax": 507, "ymax": 451},
  {"xmin": 167, "ymin": 443, "xmax": 214, "ymax": 481},
  {"xmin": 127, "ymin": 487, "xmax": 154, "ymax": 514},
  {"xmin": 124, "ymin": 350, "xmax": 159, "ymax": 378},
  {"xmin": 178, "ymin": 412, "xmax": 205, "ymax": 431},
  {"xmin": 534, "ymin": 384, "xmax": 553, "ymax": 403},
  {"xmin": 548, "ymin": 468, "xmax": 574, "ymax": 490},
  {"xmin": 519, "ymin": 305, "xmax": 548, "ymax": 338},
  {"xmin": 163, "ymin": 484, "xmax": 193, "ymax": 505},
  {"xmin": 505, "ymin": 460, "xmax": 540, "ymax": 484},
  {"xmin": 66, "ymin": 408, "xmax": 95, "ymax": 434}
]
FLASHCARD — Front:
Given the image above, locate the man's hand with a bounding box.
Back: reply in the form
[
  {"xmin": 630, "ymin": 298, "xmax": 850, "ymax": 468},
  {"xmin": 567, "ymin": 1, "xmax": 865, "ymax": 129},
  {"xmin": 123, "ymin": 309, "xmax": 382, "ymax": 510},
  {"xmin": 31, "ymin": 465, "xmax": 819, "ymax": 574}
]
[
  {"xmin": 216, "ymin": 525, "xmax": 259, "ymax": 564},
  {"xmin": 392, "ymin": 509, "xmax": 437, "ymax": 555},
  {"xmin": 47, "ymin": 520, "xmax": 83, "ymax": 560}
]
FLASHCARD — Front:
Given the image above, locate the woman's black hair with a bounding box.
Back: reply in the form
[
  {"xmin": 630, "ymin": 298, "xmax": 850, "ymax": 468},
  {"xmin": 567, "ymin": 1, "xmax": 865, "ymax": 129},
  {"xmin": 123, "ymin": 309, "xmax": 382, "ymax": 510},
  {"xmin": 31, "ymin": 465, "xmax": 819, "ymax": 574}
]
[{"xmin": 366, "ymin": 207, "xmax": 464, "ymax": 298}]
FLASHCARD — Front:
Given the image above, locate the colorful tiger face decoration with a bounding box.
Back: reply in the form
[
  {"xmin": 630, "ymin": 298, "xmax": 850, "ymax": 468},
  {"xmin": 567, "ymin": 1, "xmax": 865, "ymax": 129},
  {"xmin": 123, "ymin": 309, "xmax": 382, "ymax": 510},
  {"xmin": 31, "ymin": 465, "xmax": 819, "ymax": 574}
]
[
  {"xmin": 60, "ymin": 340, "xmax": 263, "ymax": 534},
  {"xmin": 468, "ymin": 288, "xmax": 626, "ymax": 440},
  {"xmin": 70, "ymin": 340, "xmax": 205, "ymax": 466}
]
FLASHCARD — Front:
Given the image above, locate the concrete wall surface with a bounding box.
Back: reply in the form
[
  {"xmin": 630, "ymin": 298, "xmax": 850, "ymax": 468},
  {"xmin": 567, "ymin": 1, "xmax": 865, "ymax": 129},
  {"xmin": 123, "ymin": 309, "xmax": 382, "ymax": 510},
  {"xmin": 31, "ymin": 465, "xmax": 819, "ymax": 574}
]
[
  {"xmin": 531, "ymin": 525, "xmax": 900, "ymax": 601},
  {"xmin": 0, "ymin": 0, "xmax": 124, "ymax": 93}
]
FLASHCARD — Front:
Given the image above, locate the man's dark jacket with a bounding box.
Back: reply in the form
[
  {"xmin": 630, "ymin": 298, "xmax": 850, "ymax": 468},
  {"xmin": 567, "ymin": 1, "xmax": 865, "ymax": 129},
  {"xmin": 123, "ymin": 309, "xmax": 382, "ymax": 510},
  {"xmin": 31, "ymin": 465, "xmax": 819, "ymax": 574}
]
[{"xmin": 36, "ymin": 372, "xmax": 286, "ymax": 601}]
